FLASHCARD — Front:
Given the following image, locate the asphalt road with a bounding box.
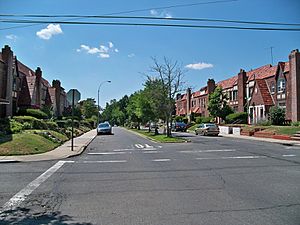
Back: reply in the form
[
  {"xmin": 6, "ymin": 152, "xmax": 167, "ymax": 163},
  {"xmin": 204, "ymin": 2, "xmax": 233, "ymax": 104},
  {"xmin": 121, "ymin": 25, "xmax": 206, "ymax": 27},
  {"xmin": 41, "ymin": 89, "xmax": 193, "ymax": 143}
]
[{"xmin": 0, "ymin": 127, "xmax": 300, "ymax": 225}]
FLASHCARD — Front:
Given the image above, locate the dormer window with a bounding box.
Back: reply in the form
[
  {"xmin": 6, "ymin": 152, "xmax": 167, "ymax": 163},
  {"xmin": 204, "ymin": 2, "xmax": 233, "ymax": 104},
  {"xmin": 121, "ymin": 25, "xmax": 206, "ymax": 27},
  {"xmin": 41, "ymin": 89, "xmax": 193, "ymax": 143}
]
[{"xmin": 277, "ymin": 79, "xmax": 286, "ymax": 93}]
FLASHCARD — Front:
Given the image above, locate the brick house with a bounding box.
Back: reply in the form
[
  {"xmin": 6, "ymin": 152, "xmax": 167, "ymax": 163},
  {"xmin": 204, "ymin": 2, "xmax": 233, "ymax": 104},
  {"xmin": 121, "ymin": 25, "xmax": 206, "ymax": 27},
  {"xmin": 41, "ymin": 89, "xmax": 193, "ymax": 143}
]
[
  {"xmin": 176, "ymin": 49, "xmax": 300, "ymax": 123},
  {"xmin": 0, "ymin": 45, "xmax": 68, "ymax": 118}
]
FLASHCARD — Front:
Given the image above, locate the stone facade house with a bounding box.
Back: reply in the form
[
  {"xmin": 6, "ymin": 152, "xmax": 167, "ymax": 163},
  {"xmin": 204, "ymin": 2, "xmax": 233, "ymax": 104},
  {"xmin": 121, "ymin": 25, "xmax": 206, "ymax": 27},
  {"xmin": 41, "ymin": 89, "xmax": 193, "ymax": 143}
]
[{"xmin": 176, "ymin": 49, "xmax": 300, "ymax": 123}]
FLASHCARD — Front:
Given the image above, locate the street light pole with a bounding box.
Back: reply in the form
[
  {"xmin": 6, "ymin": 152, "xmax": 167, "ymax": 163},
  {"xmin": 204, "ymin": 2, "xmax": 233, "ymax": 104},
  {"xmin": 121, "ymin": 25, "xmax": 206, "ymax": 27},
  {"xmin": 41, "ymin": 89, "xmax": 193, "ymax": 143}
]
[{"xmin": 97, "ymin": 80, "xmax": 111, "ymax": 126}]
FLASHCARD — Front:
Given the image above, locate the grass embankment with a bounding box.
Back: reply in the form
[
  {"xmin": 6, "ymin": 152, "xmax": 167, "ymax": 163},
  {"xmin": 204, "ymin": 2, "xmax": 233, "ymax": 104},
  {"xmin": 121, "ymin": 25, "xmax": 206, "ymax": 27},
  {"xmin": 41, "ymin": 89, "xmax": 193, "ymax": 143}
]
[
  {"xmin": 188, "ymin": 123, "xmax": 300, "ymax": 136},
  {"xmin": 0, "ymin": 130, "xmax": 69, "ymax": 156},
  {"xmin": 129, "ymin": 128, "xmax": 187, "ymax": 143}
]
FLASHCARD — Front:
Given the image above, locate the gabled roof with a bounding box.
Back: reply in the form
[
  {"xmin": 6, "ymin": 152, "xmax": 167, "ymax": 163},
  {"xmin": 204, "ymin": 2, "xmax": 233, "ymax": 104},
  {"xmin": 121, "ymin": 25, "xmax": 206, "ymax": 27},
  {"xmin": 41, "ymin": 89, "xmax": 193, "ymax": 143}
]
[
  {"xmin": 17, "ymin": 60, "xmax": 36, "ymax": 77},
  {"xmin": 255, "ymin": 79, "xmax": 274, "ymax": 105},
  {"xmin": 247, "ymin": 64, "xmax": 277, "ymax": 81},
  {"xmin": 217, "ymin": 76, "xmax": 238, "ymax": 90},
  {"xmin": 26, "ymin": 76, "xmax": 36, "ymax": 99}
]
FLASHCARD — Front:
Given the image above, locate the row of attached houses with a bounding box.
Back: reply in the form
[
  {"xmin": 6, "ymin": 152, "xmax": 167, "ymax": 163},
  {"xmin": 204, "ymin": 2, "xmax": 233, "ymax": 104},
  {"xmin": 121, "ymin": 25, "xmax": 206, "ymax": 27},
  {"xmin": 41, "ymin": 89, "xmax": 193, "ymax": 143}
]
[
  {"xmin": 176, "ymin": 49, "xmax": 300, "ymax": 124},
  {"xmin": 0, "ymin": 45, "xmax": 68, "ymax": 118}
]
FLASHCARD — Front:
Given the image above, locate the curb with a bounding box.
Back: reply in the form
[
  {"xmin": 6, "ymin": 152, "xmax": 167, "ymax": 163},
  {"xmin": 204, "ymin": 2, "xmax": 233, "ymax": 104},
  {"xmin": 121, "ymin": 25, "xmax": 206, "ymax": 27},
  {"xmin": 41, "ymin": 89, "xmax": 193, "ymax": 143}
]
[
  {"xmin": 0, "ymin": 159, "xmax": 20, "ymax": 163},
  {"xmin": 67, "ymin": 134, "xmax": 97, "ymax": 158},
  {"xmin": 123, "ymin": 127, "xmax": 158, "ymax": 143}
]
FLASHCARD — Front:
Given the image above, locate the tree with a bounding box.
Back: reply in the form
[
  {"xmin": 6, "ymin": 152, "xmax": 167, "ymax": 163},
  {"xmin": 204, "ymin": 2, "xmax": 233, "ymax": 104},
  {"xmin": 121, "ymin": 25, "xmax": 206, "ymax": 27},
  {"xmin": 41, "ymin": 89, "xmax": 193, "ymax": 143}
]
[
  {"xmin": 208, "ymin": 86, "xmax": 233, "ymax": 121},
  {"xmin": 147, "ymin": 57, "xmax": 185, "ymax": 137},
  {"xmin": 269, "ymin": 106, "xmax": 285, "ymax": 125},
  {"xmin": 80, "ymin": 98, "xmax": 98, "ymax": 119}
]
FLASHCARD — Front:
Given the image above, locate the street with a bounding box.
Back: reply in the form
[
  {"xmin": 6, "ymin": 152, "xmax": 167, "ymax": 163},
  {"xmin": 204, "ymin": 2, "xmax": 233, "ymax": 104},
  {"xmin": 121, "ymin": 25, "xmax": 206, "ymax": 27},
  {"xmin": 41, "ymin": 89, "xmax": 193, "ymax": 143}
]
[{"xmin": 0, "ymin": 127, "xmax": 300, "ymax": 225}]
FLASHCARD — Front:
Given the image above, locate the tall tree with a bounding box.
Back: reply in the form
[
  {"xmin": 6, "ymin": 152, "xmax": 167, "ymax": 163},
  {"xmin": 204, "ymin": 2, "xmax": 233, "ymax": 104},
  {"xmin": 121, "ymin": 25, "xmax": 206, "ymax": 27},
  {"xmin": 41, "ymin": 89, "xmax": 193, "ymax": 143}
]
[
  {"xmin": 80, "ymin": 98, "xmax": 98, "ymax": 119},
  {"xmin": 147, "ymin": 57, "xmax": 185, "ymax": 137},
  {"xmin": 208, "ymin": 86, "xmax": 233, "ymax": 121}
]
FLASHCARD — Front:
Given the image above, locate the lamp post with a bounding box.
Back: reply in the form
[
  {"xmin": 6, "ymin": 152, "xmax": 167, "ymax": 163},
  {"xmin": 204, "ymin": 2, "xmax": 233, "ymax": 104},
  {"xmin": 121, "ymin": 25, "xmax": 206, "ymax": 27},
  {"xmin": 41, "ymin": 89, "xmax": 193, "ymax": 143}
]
[{"xmin": 97, "ymin": 80, "xmax": 111, "ymax": 126}]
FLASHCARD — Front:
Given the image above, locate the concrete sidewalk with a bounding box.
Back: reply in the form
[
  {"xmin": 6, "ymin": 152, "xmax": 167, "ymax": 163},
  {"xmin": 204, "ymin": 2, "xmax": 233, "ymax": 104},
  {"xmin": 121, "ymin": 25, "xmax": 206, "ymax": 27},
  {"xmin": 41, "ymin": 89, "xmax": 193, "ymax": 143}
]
[
  {"xmin": 221, "ymin": 133, "xmax": 300, "ymax": 146},
  {"xmin": 0, "ymin": 129, "xmax": 97, "ymax": 163}
]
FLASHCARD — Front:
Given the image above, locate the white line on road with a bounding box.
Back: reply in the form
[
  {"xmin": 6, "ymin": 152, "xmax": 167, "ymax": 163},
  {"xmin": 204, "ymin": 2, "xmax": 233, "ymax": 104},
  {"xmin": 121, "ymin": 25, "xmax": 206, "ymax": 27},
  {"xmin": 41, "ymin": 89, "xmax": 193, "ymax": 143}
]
[
  {"xmin": 152, "ymin": 159, "xmax": 171, "ymax": 162},
  {"xmin": 81, "ymin": 160, "xmax": 127, "ymax": 163},
  {"xmin": 145, "ymin": 144, "xmax": 154, "ymax": 148},
  {"xmin": 196, "ymin": 156, "xmax": 266, "ymax": 160},
  {"xmin": 143, "ymin": 151, "xmax": 160, "ymax": 154},
  {"xmin": 180, "ymin": 149, "xmax": 236, "ymax": 153},
  {"xmin": 135, "ymin": 144, "xmax": 144, "ymax": 149},
  {"xmin": 88, "ymin": 152, "xmax": 128, "ymax": 155},
  {"xmin": 113, "ymin": 148, "xmax": 135, "ymax": 152},
  {"xmin": 1, "ymin": 160, "xmax": 71, "ymax": 212},
  {"xmin": 282, "ymin": 154, "xmax": 296, "ymax": 157}
]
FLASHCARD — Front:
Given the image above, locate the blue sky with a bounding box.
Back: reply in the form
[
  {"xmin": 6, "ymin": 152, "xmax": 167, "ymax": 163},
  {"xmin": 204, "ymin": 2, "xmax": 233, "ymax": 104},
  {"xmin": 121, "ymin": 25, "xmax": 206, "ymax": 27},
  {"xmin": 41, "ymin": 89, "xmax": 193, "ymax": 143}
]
[{"xmin": 1, "ymin": 0, "xmax": 300, "ymax": 108}]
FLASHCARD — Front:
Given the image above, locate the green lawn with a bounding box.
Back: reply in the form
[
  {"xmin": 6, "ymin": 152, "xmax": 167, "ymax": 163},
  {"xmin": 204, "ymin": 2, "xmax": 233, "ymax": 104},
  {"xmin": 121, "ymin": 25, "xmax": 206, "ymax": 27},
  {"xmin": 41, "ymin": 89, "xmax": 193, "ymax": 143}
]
[
  {"xmin": 0, "ymin": 131, "xmax": 60, "ymax": 156},
  {"xmin": 129, "ymin": 128, "xmax": 187, "ymax": 143},
  {"xmin": 264, "ymin": 126, "xmax": 300, "ymax": 136}
]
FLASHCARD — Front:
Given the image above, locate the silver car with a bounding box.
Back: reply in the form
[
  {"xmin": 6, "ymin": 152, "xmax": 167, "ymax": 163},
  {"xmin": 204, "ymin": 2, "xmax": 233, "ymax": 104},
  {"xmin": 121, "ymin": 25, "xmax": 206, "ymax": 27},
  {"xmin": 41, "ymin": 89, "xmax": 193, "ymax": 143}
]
[
  {"xmin": 195, "ymin": 123, "xmax": 219, "ymax": 136},
  {"xmin": 97, "ymin": 122, "xmax": 112, "ymax": 135}
]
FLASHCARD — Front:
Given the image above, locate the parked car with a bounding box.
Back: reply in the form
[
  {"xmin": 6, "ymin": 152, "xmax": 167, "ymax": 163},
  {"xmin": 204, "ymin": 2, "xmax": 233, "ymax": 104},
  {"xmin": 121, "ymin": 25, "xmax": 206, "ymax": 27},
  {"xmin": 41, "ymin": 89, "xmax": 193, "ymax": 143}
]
[
  {"xmin": 195, "ymin": 123, "xmax": 219, "ymax": 136},
  {"xmin": 172, "ymin": 122, "xmax": 187, "ymax": 132},
  {"xmin": 97, "ymin": 122, "xmax": 112, "ymax": 135}
]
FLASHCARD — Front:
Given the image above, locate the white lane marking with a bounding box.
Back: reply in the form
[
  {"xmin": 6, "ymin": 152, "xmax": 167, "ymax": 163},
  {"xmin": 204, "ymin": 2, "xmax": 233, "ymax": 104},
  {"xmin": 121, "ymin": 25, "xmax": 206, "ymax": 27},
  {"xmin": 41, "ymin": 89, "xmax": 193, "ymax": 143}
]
[
  {"xmin": 143, "ymin": 151, "xmax": 160, "ymax": 154},
  {"xmin": 81, "ymin": 160, "xmax": 127, "ymax": 163},
  {"xmin": 1, "ymin": 160, "xmax": 71, "ymax": 212},
  {"xmin": 196, "ymin": 156, "xmax": 266, "ymax": 160},
  {"xmin": 180, "ymin": 149, "xmax": 236, "ymax": 153},
  {"xmin": 88, "ymin": 152, "xmax": 128, "ymax": 155},
  {"xmin": 158, "ymin": 146, "xmax": 162, "ymax": 148},
  {"xmin": 152, "ymin": 159, "xmax": 171, "ymax": 162},
  {"xmin": 145, "ymin": 144, "xmax": 154, "ymax": 148},
  {"xmin": 135, "ymin": 144, "xmax": 144, "ymax": 149},
  {"xmin": 282, "ymin": 154, "xmax": 296, "ymax": 157},
  {"xmin": 113, "ymin": 148, "xmax": 135, "ymax": 152}
]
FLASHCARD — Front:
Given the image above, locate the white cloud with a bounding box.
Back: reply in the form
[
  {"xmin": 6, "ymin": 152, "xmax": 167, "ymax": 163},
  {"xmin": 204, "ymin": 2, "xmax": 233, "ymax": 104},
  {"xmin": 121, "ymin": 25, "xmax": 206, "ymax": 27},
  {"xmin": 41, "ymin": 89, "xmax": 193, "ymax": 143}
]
[
  {"xmin": 185, "ymin": 62, "xmax": 214, "ymax": 70},
  {"xmin": 99, "ymin": 53, "xmax": 110, "ymax": 58},
  {"xmin": 150, "ymin": 9, "xmax": 172, "ymax": 18},
  {"xmin": 6, "ymin": 34, "xmax": 17, "ymax": 41},
  {"xmin": 114, "ymin": 48, "xmax": 119, "ymax": 53},
  {"xmin": 108, "ymin": 42, "xmax": 114, "ymax": 48},
  {"xmin": 128, "ymin": 53, "xmax": 135, "ymax": 58},
  {"xmin": 150, "ymin": 9, "xmax": 158, "ymax": 16},
  {"xmin": 77, "ymin": 42, "xmax": 118, "ymax": 59},
  {"xmin": 36, "ymin": 24, "xmax": 63, "ymax": 40}
]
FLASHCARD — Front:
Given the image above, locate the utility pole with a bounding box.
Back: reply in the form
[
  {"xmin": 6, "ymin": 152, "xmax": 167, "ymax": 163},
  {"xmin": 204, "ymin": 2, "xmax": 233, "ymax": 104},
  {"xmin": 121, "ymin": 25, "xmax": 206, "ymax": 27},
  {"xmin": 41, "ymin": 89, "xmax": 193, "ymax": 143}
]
[{"xmin": 71, "ymin": 89, "xmax": 75, "ymax": 151}]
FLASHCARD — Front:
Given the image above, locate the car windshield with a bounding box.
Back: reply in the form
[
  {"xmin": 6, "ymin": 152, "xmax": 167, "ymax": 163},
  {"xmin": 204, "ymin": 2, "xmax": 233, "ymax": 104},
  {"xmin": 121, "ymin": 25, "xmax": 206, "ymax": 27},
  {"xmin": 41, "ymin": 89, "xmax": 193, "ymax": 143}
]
[
  {"xmin": 206, "ymin": 124, "xmax": 217, "ymax": 127},
  {"xmin": 99, "ymin": 123, "xmax": 110, "ymax": 128},
  {"xmin": 176, "ymin": 122, "xmax": 186, "ymax": 125}
]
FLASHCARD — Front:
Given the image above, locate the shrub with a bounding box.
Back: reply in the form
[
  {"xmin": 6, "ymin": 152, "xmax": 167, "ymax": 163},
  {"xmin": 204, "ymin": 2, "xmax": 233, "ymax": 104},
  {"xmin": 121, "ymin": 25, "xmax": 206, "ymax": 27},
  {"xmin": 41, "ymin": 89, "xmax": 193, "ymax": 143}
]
[
  {"xmin": 269, "ymin": 106, "xmax": 285, "ymax": 125},
  {"xmin": 9, "ymin": 119, "xmax": 23, "ymax": 134},
  {"xmin": 174, "ymin": 116, "xmax": 183, "ymax": 122},
  {"xmin": 196, "ymin": 116, "xmax": 213, "ymax": 124},
  {"xmin": 22, "ymin": 122, "xmax": 32, "ymax": 129},
  {"xmin": 13, "ymin": 116, "xmax": 48, "ymax": 130},
  {"xmin": 18, "ymin": 108, "xmax": 48, "ymax": 119},
  {"xmin": 182, "ymin": 117, "xmax": 189, "ymax": 124},
  {"xmin": 291, "ymin": 121, "xmax": 300, "ymax": 126},
  {"xmin": 46, "ymin": 121, "xmax": 59, "ymax": 131},
  {"xmin": 226, "ymin": 112, "xmax": 248, "ymax": 124},
  {"xmin": 257, "ymin": 119, "xmax": 272, "ymax": 126}
]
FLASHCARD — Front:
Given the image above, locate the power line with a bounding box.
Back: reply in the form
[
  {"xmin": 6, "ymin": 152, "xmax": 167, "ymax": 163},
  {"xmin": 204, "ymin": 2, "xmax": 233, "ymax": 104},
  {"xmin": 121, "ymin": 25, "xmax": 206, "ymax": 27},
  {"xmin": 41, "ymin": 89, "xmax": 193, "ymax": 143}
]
[
  {"xmin": 1, "ymin": 19, "xmax": 300, "ymax": 31},
  {"xmin": 1, "ymin": 14, "xmax": 299, "ymax": 26},
  {"xmin": 0, "ymin": 0, "xmax": 239, "ymax": 31}
]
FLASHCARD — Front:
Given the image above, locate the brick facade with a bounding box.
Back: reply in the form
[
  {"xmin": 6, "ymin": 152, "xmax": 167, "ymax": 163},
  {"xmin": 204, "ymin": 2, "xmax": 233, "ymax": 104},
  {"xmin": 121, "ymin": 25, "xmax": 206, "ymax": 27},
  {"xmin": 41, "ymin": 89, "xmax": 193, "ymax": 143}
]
[
  {"xmin": 176, "ymin": 49, "xmax": 300, "ymax": 123},
  {"xmin": 0, "ymin": 45, "xmax": 67, "ymax": 118}
]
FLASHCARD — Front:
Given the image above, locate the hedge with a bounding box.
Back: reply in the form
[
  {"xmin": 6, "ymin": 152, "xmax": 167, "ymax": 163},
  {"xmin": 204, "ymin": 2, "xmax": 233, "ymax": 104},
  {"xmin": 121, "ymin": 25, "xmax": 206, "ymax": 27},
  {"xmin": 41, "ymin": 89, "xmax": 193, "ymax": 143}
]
[
  {"xmin": 13, "ymin": 116, "xmax": 48, "ymax": 130},
  {"xmin": 195, "ymin": 116, "xmax": 213, "ymax": 124},
  {"xmin": 225, "ymin": 112, "xmax": 248, "ymax": 124},
  {"xmin": 18, "ymin": 109, "xmax": 48, "ymax": 119}
]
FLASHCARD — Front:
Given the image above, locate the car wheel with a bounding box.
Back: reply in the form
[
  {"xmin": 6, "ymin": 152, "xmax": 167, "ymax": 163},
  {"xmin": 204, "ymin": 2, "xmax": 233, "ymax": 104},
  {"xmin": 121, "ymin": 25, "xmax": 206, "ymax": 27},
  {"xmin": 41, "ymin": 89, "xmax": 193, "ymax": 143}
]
[{"xmin": 195, "ymin": 131, "xmax": 198, "ymax": 135}]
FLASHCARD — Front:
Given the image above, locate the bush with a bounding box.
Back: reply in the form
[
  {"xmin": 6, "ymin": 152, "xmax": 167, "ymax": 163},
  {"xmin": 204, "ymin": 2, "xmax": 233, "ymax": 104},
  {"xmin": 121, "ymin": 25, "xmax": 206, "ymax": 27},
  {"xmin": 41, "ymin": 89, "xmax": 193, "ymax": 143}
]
[
  {"xmin": 196, "ymin": 116, "xmax": 213, "ymax": 124},
  {"xmin": 291, "ymin": 121, "xmax": 300, "ymax": 126},
  {"xmin": 9, "ymin": 119, "xmax": 23, "ymax": 134},
  {"xmin": 269, "ymin": 106, "xmax": 285, "ymax": 125},
  {"xmin": 226, "ymin": 112, "xmax": 248, "ymax": 124},
  {"xmin": 46, "ymin": 121, "xmax": 59, "ymax": 131},
  {"xmin": 257, "ymin": 119, "xmax": 272, "ymax": 126},
  {"xmin": 18, "ymin": 108, "xmax": 48, "ymax": 119},
  {"xmin": 174, "ymin": 116, "xmax": 183, "ymax": 122},
  {"xmin": 182, "ymin": 117, "xmax": 188, "ymax": 124},
  {"xmin": 13, "ymin": 116, "xmax": 48, "ymax": 130}
]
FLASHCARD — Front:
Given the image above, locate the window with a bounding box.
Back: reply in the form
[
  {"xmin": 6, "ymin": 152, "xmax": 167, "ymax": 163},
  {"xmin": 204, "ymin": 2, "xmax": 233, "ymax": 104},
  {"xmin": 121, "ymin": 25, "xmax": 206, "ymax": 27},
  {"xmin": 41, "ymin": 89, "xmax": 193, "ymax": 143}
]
[
  {"xmin": 249, "ymin": 87, "xmax": 253, "ymax": 97},
  {"xmin": 232, "ymin": 90, "xmax": 238, "ymax": 101},
  {"xmin": 277, "ymin": 79, "xmax": 286, "ymax": 93},
  {"xmin": 270, "ymin": 82, "xmax": 275, "ymax": 94}
]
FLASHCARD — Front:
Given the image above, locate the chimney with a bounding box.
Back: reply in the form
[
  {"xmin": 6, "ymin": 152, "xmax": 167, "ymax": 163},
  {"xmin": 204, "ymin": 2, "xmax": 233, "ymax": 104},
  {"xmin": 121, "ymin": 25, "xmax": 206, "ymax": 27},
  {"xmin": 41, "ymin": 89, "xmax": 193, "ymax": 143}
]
[
  {"xmin": 35, "ymin": 67, "xmax": 42, "ymax": 107},
  {"xmin": 52, "ymin": 79, "xmax": 61, "ymax": 89},
  {"xmin": 35, "ymin": 67, "xmax": 42, "ymax": 79},
  {"xmin": 207, "ymin": 79, "xmax": 215, "ymax": 94},
  {"xmin": 289, "ymin": 49, "xmax": 300, "ymax": 121},
  {"xmin": 1, "ymin": 45, "xmax": 13, "ymax": 63},
  {"xmin": 238, "ymin": 69, "xmax": 247, "ymax": 112},
  {"xmin": 186, "ymin": 88, "xmax": 191, "ymax": 115}
]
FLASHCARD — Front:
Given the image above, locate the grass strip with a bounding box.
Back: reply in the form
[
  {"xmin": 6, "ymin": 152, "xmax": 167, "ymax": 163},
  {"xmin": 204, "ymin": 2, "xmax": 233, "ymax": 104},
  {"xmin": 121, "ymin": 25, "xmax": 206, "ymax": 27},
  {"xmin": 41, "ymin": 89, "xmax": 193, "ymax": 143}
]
[{"xmin": 129, "ymin": 128, "xmax": 187, "ymax": 143}]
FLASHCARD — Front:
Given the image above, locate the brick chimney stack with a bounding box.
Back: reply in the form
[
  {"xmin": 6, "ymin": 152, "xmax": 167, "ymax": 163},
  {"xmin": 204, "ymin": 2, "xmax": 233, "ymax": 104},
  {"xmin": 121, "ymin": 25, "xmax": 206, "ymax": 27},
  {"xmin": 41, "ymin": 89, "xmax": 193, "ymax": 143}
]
[
  {"xmin": 1, "ymin": 45, "xmax": 12, "ymax": 63},
  {"xmin": 35, "ymin": 67, "xmax": 42, "ymax": 107},
  {"xmin": 289, "ymin": 49, "xmax": 300, "ymax": 121},
  {"xmin": 207, "ymin": 79, "xmax": 215, "ymax": 94},
  {"xmin": 238, "ymin": 69, "xmax": 247, "ymax": 112},
  {"xmin": 186, "ymin": 88, "xmax": 191, "ymax": 115}
]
